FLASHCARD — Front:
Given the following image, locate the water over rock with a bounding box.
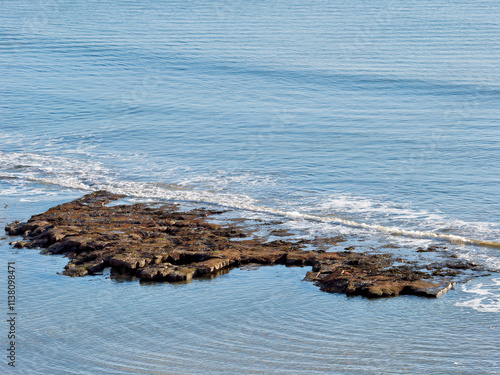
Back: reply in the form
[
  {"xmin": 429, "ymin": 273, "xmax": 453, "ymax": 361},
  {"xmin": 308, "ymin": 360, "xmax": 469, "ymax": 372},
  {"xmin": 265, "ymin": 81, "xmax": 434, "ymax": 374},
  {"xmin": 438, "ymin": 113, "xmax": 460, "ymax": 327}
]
[{"xmin": 5, "ymin": 191, "xmax": 483, "ymax": 298}]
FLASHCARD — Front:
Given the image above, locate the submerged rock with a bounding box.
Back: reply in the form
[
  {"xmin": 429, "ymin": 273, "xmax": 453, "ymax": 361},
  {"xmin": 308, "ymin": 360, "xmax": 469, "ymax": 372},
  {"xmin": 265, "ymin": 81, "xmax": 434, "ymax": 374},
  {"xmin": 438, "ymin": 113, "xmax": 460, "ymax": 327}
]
[{"xmin": 4, "ymin": 191, "xmax": 483, "ymax": 298}]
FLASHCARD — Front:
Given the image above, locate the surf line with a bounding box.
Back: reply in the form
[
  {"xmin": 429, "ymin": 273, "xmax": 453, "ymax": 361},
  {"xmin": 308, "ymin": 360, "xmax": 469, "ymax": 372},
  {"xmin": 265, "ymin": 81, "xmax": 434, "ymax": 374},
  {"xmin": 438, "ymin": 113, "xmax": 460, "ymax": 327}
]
[
  {"xmin": 264, "ymin": 208, "xmax": 500, "ymax": 249},
  {"xmin": 22, "ymin": 175, "xmax": 500, "ymax": 249},
  {"xmin": 106, "ymin": 185, "xmax": 500, "ymax": 250},
  {"xmin": 147, "ymin": 187, "xmax": 500, "ymax": 249}
]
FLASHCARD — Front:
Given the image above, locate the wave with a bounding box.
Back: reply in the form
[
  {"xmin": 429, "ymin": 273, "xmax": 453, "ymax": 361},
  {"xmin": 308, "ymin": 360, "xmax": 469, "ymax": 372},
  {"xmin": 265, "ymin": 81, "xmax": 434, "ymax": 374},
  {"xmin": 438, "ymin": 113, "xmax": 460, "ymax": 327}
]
[
  {"xmin": 2, "ymin": 150, "xmax": 500, "ymax": 253},
  {"xmin": 456, "ymin": 278, "xmax": 500, "ymax": 313}
]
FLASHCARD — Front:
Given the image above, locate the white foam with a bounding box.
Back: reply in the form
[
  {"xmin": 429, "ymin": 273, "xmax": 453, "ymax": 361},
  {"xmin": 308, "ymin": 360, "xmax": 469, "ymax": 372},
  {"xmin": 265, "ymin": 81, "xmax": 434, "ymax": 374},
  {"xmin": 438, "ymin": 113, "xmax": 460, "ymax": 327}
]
[
  {"xmin": 2, "ymin": 150, "xmax": 500, "ymax": 256},
  {"xmin": 455, "ymin": 278, "xmax": 500, "ymax": 313}
]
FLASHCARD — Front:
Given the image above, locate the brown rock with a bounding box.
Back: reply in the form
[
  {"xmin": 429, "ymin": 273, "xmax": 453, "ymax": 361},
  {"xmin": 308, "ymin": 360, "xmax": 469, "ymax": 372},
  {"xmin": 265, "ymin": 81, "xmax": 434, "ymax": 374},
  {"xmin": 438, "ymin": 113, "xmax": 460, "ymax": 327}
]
[
  {"xmin": 166, "ymin": 267, "xmax": 196, "ymax": 282},
  {"xmin": 286, "ymin": 252, "xmax": 316, "ymax": 266},
  {"xmin": 4, "ymin": 191, "xmax": 480, "ymax": 299},
  {"xmin": 193, "ymin": 258, "xmax": 233, "ymax": 276},
  {"xmin": 404, "ymin": 279, "xmax": 457, "ymax": 298},
  {"xmin": 110, "ymin": 256, "xmax": 148, "ymax": 270},
  {"xmin": 239, "ymin": 249, "xmax": 287, "ymax": 265},
  {"xmin": 139, "ymin": 264, "xmax": 175, "ymax": 280}
]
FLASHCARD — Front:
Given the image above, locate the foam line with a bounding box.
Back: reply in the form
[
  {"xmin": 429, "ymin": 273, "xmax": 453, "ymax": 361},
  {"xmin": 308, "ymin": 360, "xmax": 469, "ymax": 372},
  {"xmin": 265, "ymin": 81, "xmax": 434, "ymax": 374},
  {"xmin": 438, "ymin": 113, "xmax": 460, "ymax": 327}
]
[
  {"xmin": 239, "ymin": 207, "xmax": 500, "ymax": 249},
  {"xmin": 13, "ymin": 176, "xmax": 500, "ymax": 249},
  {"xmin": 2, "ymin": 150, "xmax": 500, "ymax": 249},
  {"xmin": 76, "ymin": 181, "xmax": 500, "ymax": 250}
]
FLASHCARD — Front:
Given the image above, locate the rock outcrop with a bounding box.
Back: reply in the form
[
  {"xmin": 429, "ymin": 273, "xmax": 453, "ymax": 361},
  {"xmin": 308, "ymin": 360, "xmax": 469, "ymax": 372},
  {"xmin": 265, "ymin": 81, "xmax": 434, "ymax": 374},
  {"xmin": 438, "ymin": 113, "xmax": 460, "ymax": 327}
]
[{"xmin": 5, "ymin": 191, "xmax": 482, "ymax": 298}]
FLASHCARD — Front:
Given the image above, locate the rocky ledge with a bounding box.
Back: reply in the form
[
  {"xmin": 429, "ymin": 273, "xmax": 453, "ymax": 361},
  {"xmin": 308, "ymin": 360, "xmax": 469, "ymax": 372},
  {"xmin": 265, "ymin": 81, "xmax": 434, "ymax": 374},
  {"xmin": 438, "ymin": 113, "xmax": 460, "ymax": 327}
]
[{"xmin": 5, "ymin": 191, "xmax": 483, "ymax": 298}]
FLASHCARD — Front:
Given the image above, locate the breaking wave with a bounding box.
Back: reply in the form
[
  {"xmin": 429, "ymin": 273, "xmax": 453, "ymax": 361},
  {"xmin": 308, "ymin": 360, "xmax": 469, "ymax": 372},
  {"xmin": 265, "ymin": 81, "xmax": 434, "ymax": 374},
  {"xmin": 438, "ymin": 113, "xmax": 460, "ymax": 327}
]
[
  {"xmin": 456, "ymin": 278, "xmax": 500, "ymax": 313},
  {"xmin": 2, "ymin": 150, "xmax": 500, "ymax": 257}
]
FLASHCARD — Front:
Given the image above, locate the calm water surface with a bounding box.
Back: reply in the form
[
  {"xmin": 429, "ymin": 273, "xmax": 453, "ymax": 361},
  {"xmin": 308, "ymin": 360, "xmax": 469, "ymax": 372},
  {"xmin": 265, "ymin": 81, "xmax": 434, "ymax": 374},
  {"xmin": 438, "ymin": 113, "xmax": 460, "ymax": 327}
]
[{"xmin": 1, "ymin": 0, "xmax": 499, "ymax": 373}]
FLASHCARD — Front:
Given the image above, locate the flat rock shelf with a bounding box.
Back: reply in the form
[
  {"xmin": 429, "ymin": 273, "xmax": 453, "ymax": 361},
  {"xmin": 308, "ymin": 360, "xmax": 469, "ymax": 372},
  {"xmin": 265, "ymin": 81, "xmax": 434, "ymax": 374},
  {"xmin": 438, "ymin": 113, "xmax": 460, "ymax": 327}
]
[{"xmin": 5, "ymin": 191, "xmax": 484, "ymax": 298}]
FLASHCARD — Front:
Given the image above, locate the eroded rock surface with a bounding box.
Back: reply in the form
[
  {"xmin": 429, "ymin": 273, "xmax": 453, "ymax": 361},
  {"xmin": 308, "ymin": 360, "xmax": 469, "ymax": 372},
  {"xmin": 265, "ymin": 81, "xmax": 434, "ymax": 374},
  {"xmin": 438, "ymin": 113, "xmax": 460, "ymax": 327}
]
[{"xmin": 5, "ymin": 191, "xmax": 483, "ymax": 298}]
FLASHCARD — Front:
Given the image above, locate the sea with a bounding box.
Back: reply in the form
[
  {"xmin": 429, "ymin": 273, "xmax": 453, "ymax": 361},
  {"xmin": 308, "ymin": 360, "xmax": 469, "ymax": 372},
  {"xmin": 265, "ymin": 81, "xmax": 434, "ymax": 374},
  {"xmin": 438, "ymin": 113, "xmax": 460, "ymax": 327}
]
[{"xmin": 1, "ymin": 0, "xmax": 499, "ymax": 373}]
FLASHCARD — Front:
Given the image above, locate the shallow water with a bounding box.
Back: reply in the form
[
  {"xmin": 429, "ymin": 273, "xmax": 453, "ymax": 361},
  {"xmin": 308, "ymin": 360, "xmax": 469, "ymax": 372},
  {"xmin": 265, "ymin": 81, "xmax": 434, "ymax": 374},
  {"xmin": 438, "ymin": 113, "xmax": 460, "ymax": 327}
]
[{"xmin": 1, "ymin": 0, "xmax": 499, "ymax": 373}]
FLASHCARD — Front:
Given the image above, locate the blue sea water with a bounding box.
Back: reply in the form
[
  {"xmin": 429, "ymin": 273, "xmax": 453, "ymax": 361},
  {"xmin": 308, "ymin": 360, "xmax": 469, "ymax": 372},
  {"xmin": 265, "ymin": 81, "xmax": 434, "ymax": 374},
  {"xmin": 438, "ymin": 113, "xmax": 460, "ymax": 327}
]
[{"xmin": 1, "ymin": 0, "xmax": 499, "ymax": 373}]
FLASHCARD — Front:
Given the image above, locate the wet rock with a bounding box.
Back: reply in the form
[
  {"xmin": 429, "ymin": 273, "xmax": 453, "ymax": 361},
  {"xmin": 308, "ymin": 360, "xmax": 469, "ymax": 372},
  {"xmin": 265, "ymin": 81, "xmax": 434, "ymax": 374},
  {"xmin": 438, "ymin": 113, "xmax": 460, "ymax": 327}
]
[
  {"xmin": 270, "ymin": 229, "xmax": 293, "ymax": 237},
  {"xmin": 63, "ymin": 263, "xmax": 89, "ymax": 277},
  {"xmin": 5, "ymin": 221, "xmax": 22, "ymax": 236},
  {"xmin": 193, "ymin": 258, "xmax": 234, "ymax": 276},
  {"xmin": 85, "ymin": 259, "xmax": 108, "ymax": 274},
  {"xmin": 303, "ymin": 253, "xmax": 456, "ymax": 298},
  {"xmin": 402, "ymin": 279, "xmax": 457, "ymax": 298},
  {"xmin": 286, "ymin": 252, "xmax": 317, "ymax": 266},
  {"xmin": 110, "ymin": 256, "xmax": 148, "ymax": 270},
  {"xmin": 5, "ymin": 220, "xmax": 52, "ymax": 236},
  {"xmin": 10, "ymin": 240, "xmax": 29, "ymax": 249},
  {"xmin": 46, "ymin": 242, "xmax": 69, "ymax": 254},
  {"xmin": 45, "ymin": 228, "xmax": 67, "ymax": 244},
  {"xmin": 139, "ymin": 264, "xmax": 175, "ymax": 280},
  {"xmin": 4, "ymin": 191, "xmax": 483, "ymax": 299},
  {"xmin": 166, "ymin": 267, "xmax": 196, "ymax": 282},
  {"xmin": 380, "ymin": 244, "xmax": 400, "ymax": 249},
  {"xmin": 239, "ymin": 249, "xmax": 287, "ymax": 265}
]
